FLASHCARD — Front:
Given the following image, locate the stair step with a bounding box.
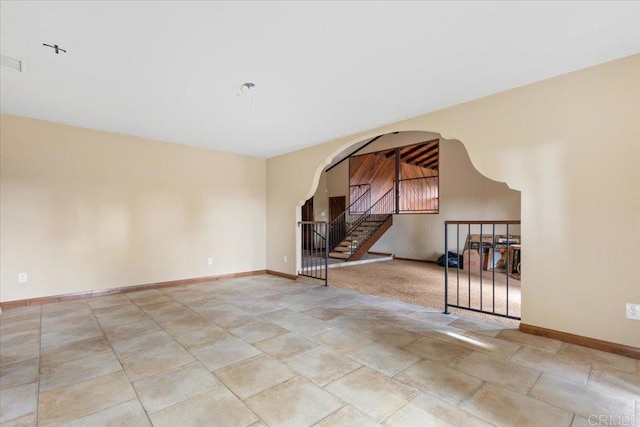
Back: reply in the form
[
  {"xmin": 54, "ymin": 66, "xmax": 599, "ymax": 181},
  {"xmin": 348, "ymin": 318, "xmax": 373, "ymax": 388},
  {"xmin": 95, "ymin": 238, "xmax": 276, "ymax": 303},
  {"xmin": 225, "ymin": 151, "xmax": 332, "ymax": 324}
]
[
  {"xmin": 326, "ymin": 212, "xmax": 393, "ymax": 262},
  {"xmin": 340, "ymin": 238, "xmax": 359, "ymax": 244},
  {"xmin": 329, "ymin": 252, "xmax": 350, "ymax": 259}
]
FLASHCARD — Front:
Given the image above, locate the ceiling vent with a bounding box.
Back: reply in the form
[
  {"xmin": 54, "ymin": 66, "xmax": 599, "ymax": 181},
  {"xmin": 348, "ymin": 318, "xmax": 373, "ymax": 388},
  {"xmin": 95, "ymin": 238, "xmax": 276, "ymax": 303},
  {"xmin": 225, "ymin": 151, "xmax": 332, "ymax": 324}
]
[{"xmin": 1, "ymin": 54, "xmax": 24, "ymax": 72}]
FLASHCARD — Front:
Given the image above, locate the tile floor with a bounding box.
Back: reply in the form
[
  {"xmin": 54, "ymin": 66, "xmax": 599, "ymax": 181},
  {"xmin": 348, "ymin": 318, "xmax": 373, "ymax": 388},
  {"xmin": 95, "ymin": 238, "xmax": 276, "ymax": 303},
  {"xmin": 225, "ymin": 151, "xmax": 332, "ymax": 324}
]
[{"xmin": 1, "ymin": 275, "xmax": 638, "ymax": 426}]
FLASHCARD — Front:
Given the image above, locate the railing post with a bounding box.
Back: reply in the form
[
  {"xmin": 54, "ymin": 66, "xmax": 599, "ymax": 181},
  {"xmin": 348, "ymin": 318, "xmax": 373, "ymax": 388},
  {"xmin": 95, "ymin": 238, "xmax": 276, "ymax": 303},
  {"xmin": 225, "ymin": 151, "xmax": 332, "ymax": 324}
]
[
  {"xmin": 324, "ymin": 222, "xmax": 329, "ymax": 287},
  {"xmin": 299, "ymin": 221, "xmax": 329, "ymax": 286},
  {"xmin": 444, "ymin": 223, "xmax": 449, "ymax": 314},
  {"xmin": 506, "ymin": 223, "xmax": 510, "ymax": 317}
]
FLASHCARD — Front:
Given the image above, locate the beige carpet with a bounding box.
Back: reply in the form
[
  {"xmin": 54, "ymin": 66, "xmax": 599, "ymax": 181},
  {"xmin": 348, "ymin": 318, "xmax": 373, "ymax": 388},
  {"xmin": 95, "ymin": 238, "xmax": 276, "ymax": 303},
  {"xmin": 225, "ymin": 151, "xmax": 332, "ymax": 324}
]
[{"xmin": 328, "ymin": 259, "xmax": 520, "ymax": 327}]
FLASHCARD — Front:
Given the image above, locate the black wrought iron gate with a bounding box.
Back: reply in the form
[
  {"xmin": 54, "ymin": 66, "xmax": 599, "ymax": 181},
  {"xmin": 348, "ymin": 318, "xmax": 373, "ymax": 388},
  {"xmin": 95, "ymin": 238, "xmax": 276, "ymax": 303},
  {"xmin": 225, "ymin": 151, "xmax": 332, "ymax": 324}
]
[{"xmin": 299, "ymin": 221, "xmax": 328, "ymax": 286}]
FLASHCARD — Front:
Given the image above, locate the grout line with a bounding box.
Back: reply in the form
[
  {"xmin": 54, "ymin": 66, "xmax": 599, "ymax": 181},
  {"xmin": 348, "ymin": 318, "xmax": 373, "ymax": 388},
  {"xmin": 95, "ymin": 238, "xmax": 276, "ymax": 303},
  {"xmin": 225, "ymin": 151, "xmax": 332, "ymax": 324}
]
[
  {"xmin": 585, "ymin": 363, "xmax": 595, "ymax": 386},
  {"xmin": 89, "ymin": 299, "xmax": 156, "ymax": 427},
  {"xmin": 143, "ymin": 290, "xmax": 265, "ymax": 423},
  {"xmin": 37, "ymin": 299, "xmax": 148, "ymax": 425},
  {"xmin": 457, "ymin": 381, "xmax": 486, "ymax": 408},
  {"xmin": 526, "ymin": 370, "xmax": 544, "ymax": 395},
  {"xmin": 377, "ymin": 392, "xmax": 417, "ymax": 424},
  {"xmin": 309, "ymin": 404, "xmax": 348, "ymax": 426},
  {"xmin": 33, "ymin": 304, "xmax": 43, "ymax": 425},
  {"xmin": 506, "ymin": 344, "xmax": 523, "ymax": 362},
  {"xmin": 570, "ymin": 413, "xmax": 577, "ymax": 425}
]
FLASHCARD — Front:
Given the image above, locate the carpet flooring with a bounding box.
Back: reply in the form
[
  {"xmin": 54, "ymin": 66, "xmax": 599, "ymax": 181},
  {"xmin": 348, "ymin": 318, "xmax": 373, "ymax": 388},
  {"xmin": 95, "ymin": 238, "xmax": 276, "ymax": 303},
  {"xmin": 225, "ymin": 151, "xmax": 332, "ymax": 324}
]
[{"xmin": 328, "ymin": 259, "xmax": 520, "ymax": 327}]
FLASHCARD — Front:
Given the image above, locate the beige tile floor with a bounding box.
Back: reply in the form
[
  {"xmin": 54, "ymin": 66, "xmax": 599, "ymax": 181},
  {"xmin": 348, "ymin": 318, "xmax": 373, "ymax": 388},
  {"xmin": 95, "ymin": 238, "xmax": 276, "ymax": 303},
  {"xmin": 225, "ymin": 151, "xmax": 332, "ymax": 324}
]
[{"xmin": 1, "ymin": 275, "xmax": 638, "ymax": 426}]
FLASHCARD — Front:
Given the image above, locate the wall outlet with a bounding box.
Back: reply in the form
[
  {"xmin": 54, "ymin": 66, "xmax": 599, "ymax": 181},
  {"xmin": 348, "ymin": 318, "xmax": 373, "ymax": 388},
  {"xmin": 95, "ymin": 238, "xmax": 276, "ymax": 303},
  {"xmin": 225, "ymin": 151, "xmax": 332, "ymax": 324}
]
[
  {"xmin": 284, "ymin": 255, "xmax": 288, "ymax": 263},
  {"xmin": 18, "ymin": 272, "xmax": 28, "ymax": 283},
  {"xmin": 207, "ymin": 257, "xmax": 213, "ymax": 266},
  {"xmin": 626, "ymin": 303, "xmax": 640, "ymax": 320}
]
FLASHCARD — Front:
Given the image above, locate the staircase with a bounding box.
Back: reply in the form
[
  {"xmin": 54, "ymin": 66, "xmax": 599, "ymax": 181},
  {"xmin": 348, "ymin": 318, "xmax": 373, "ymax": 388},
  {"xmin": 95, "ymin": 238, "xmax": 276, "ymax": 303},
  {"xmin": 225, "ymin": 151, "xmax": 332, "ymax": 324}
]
[{"xmin": 328, "ymin": 187, "xmax": 395, "ymax": 262}]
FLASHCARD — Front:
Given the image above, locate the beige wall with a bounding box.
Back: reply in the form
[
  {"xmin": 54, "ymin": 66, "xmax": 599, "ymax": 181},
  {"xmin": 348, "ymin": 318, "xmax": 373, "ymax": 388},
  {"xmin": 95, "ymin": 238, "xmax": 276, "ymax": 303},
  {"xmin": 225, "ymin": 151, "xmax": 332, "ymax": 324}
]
[
  {"xmin": 0, "ymin": 115, "xmax": 267, "ymax": 302},
  {"xmin": 326, "ymin": 162, "xmax": 349, "ymax": 201},
  {"xmin": 312, "ymin": 171, "xmax": 329, "ymax": 221},
  {"xmin": 266, "ymin": 55, "xmax": 640, "ymax": 347}
]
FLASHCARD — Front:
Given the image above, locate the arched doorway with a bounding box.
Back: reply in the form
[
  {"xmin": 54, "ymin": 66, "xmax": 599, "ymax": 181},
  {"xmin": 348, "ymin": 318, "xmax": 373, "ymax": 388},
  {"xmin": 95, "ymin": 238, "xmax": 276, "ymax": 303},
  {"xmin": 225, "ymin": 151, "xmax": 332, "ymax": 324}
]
[{"xmin": 300, "ymin": 131, "xmax": 522, "ymax": 324}]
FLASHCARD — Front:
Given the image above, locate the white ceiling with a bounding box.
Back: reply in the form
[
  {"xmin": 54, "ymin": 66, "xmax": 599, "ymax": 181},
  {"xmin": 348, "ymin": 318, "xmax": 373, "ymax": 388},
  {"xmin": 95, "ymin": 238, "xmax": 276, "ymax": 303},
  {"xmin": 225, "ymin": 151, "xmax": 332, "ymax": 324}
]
[{"xmin": 1, "ymin": 1, "xmax": 639, "ymax": 158}]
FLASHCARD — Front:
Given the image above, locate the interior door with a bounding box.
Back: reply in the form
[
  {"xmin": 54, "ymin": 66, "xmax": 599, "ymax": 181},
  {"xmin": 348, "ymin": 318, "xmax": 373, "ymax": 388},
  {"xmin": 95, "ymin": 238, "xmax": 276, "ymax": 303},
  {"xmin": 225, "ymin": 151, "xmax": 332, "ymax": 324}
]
[
  {"xmin": 301, "ymin": 198, "xmax": 314, "ymax": 250},
  {"xmin": 329, "ymin": 196, "xmax": 346, "ymax": 221},
  {"xmin": 329, "ymin": 196, "xmax": 347, "ymax": 248}
]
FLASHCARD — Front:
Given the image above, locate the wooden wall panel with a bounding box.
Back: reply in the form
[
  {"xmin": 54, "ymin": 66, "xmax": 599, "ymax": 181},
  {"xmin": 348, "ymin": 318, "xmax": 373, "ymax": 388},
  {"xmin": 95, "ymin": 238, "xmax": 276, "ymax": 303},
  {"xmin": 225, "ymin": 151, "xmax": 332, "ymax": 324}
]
[
  {"xmin": 349, "ymin": 141, "xmax": 439, "ymax": 213},
  {"xmin": 349, "ymin": 154, "xmax": 395, "ymax": 204}
]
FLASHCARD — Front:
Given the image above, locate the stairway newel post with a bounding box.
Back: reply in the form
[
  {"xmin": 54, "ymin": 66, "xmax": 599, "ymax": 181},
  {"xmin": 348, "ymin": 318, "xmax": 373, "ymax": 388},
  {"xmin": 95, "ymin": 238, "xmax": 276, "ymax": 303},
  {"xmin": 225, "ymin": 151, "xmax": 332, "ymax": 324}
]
[
  {"xmin": 324, "ymin": 222, "xmax": 329, "ymax": 287},
  {"xmin": 444, "ymin": 223, "xmax": 449, "ymax": 314}
]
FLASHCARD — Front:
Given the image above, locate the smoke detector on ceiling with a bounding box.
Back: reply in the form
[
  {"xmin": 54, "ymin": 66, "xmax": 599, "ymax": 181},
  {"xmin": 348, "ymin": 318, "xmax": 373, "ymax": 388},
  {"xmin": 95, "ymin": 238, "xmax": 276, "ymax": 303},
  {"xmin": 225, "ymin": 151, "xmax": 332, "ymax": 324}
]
[{"xmin": 1, "ymin": 54, "xmax": 24, "ymax": 72}]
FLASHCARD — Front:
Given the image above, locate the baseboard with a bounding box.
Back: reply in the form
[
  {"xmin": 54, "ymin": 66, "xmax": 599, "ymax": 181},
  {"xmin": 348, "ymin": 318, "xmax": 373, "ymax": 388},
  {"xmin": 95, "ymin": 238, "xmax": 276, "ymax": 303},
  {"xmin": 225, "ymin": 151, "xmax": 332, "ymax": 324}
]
[
  {"xmin": 363, "ymin": 252, "xmax": 438, "ymax": 265},
  {"xmin": 519, "ymin": 323, "xmax": 640, "ymax": 360},
  {"xmin": 393, "ymin": 256, "xmax": 438, "ymax": 264},
  {"xmin": 0, "ymin": 270, "xmax": 267, "ymax": 310},
  {"xmin": 266, "ymin": 270, "xmax": 299, "ymax": 280}
]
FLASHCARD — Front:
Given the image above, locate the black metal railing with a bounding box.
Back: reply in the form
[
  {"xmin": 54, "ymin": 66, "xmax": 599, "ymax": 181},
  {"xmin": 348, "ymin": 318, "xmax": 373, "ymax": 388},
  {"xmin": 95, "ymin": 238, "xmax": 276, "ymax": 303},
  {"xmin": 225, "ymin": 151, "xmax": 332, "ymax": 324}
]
[
  {"xmin": 336, "ymin": 187, "xmax": 395, "ymax": 257},
  {"xmin": 398, "ymin": 176, "xmax": 439, "ymax": 213},
  {"xmin": 299, "ymin": 221, "xmax": 328, "ymax": 286},
  {"xmin": 444, "ymin": 220, "xmax": 522, "ymax": 320},
  {"xmin": 349, "ymin": 183, "xmax": 371, "ymax": 214},
  {"xmin": 328, "ymin": 187, "xmax": 372, "ymax": 251}
]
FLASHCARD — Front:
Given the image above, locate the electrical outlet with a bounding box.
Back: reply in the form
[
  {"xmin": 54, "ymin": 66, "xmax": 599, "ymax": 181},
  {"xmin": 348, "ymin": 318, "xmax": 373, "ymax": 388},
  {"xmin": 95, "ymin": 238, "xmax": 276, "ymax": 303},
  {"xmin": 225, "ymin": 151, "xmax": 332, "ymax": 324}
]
[
  {"xmin": 284, "ymin": 255, "xmax": 288, "ymax": 263},
  {"xmin": 18, "ymin": 272, "xmax": 28, "ymax": 283},
  {"xmin": 626, "ymin": 303, "xmax": 640, "ymax": 320},
  {"xmin": 207, "ymin": 257, "xmax": 213, "ymax": 266}
]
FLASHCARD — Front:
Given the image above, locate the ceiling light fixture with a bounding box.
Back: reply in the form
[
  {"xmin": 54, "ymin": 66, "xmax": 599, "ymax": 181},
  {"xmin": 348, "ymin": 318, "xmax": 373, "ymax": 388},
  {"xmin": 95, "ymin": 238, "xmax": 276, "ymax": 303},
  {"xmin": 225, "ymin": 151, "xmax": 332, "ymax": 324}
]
[
  {"xmin": 43, "ymin": 43, "xmax": 67, "ymax": 54},
  {"xmin": 236, "ymin": 82, "xmax": 255, "ymax": 97},
  {"xmin": 237, "ymin": 82, "xmax": 256, "ymax": 126}
]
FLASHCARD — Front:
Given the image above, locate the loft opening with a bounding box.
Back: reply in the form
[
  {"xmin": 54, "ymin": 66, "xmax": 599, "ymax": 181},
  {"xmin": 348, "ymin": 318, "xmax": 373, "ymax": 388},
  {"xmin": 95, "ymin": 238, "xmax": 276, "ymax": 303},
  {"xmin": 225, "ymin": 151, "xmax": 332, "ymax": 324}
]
[{"xmin": 348, "ymin": 138, "xmax": 439, "ymax": 214}]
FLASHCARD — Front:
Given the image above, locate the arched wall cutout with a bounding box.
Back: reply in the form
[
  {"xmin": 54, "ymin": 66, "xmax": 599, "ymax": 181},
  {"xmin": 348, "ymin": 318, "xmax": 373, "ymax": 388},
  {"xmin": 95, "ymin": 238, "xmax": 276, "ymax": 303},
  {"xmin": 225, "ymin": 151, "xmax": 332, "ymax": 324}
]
[
  {"xmin": 295, "ymin": 128, "xmax": 522, "ymax": 274},
  {"xmin": 299, "ymin": 128, "xmax": 519, "ymax": 209}
]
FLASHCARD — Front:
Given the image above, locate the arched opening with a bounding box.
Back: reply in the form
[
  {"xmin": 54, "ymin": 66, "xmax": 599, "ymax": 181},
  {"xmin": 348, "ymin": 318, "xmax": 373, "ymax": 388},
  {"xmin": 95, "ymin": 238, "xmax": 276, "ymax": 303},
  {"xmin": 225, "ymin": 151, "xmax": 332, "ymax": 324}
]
[{"xmin": 298, "ymin": 130, "xmax": 522, "ymax": 324}]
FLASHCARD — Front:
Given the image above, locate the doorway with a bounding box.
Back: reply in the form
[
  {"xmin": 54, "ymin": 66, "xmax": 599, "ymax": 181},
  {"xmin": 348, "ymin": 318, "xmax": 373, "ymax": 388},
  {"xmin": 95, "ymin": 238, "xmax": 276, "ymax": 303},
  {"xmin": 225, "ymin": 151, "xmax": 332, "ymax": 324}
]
[
  {"xmin": 301, "ymin": 198, "xmax": 314, "ymax": 250},
  {"xmin": 329, "ymin": 196, "xmax": 346, "ymax": 221}
]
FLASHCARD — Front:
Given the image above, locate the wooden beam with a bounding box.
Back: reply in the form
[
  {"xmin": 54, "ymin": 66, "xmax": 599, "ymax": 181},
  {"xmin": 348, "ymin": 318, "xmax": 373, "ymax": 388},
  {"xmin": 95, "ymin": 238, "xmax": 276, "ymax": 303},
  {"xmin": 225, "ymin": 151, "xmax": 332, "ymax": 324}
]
[
  {"xmin": 402, "ymin": 140, "xmax": 438, "ymax": 163},
  {"xmin": 383, "ymin": 149, "xmax": 396, "ymax": 158},
  {"xmin": 401, "ymin": 144, "xmax": 430, "ymax": 162},
  {"xmin": 398, "ymin": 144, "xmax": 427, "ymax": 159},
  {"xmin": 422, "ymin": 157, "xmax": 439, "ymax": 169},
  {"xmin": 411, "ymin": 151, "xmax": 438, "ymax": 167}
]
